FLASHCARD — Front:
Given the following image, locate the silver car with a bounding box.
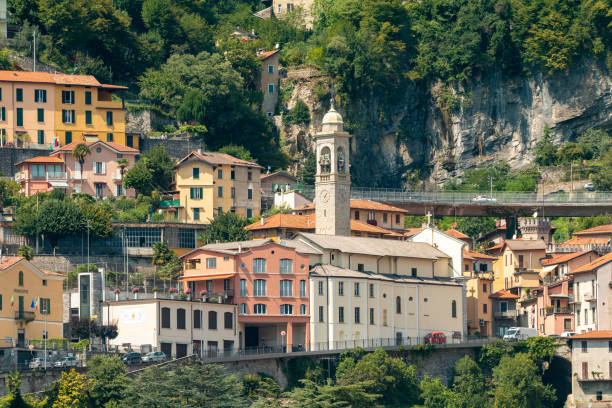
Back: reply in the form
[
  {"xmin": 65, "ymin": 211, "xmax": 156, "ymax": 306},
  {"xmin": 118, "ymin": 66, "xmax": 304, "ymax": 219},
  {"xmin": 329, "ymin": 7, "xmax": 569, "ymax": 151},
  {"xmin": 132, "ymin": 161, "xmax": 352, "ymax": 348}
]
[
  {"xmin": 142, "ymin": 351, "xmax": 166, "ymax": 363},
  {"xmin": 55, "ymin": 356, "xmax": 79, "ymax": 368}
]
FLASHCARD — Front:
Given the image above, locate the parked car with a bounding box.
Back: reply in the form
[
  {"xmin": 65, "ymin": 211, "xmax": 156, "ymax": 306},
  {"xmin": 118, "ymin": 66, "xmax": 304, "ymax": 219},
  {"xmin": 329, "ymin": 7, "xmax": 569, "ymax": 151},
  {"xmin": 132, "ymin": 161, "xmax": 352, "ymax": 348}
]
[
  {"xmin": 55, "ymin": 356, "xmax": 79, "ymax": 368},
  {"xmin": 122, "ymin": 352, "xmax": 142, "ymax": 365},
  {"xmin": 548, "ymin": 334, "xmax": 560, "ymax": 339},
  {"xmin": 142, "ymin": 351, "xmax": 166, "ymax": 363},
  {"xmin": 561, "ymin": 331, "xmax": 577, "ymax": 338},
  {"xmin": 472, "ymin": 195, "xmax": 497, "ymax": 202},
  {"xmin": 28, "ymin": 358, "xmax": 48, "ymax": 369},
  {"xmin": 584, "ymin": 182, "xmax": 594, "ymax": 191},
  {"xmin": 503, "ymin": 327, "xmax": 538, "ymax": 341},
  {"xmin": 424, "ymin": 332, "xmax": 447, "ymax": 344}
]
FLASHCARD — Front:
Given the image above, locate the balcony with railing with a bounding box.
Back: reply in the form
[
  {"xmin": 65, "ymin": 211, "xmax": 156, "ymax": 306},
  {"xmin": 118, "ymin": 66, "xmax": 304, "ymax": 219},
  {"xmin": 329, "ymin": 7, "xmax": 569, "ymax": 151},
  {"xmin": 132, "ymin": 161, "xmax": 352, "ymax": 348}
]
[
  {"xmin": 15, "ymin": 172, "xmax": 67, "ymax": 182},
  {"xmin": 545, "ymin": 306, "xmax": 572, "ymax": 315},
  {"xmin": 14, "ymin": 311, "xmax": 35, "ymax": 322},
  {"xmin": 494, "ymin": 310, "xmax": 516, "ymax": 319}
]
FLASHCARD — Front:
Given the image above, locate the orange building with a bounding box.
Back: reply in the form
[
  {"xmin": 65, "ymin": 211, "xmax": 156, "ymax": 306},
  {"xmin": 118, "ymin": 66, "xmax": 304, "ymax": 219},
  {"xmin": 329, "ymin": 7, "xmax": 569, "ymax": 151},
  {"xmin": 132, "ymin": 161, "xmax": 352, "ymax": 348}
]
[
  {"xmin": 0, "ymin": 71, "xmax": 130, "ymax": 148},
  {"xmin": 181, "ymin": 239, "xmax": 316, "ymax": 351}
]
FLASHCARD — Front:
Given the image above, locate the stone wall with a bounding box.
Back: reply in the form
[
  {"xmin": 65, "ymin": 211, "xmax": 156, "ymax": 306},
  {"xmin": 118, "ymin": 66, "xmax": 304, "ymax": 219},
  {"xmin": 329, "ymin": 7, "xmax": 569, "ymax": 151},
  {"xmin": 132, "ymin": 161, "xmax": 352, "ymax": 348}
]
[
  {"xmin": 139, "ymin": 137, "xmax": 205, "ymax": 160},
  {"xmin": 125, "ymin": 110, "xmax": 173, "ymax": 135},
  {"xmin": 0, "ymin": 147, "xmax": 53, "ymax": 177}
]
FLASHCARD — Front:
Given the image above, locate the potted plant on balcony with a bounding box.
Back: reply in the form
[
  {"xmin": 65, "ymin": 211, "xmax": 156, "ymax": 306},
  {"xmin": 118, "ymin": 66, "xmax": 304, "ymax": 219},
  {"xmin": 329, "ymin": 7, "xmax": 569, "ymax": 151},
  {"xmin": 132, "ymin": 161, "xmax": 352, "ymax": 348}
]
[
  {"xmin": 113, "ymin": 288, "xmax": 120, "ymax": 301},
  {"xmin": 152, "ymin": 287, "xmax": 160, "ymax": 299},
  {"xmin": 199, "ymin": 290, "xmax": 207, "ymax": 302},
  {"xmin": 169, "ymin": 287, "xmax": 177, "ymax": 299},
  {"xmin": 131, "ymin": 286, "xmax": 141, "ymax": 299},
  {"xmin": 185, "ymin": 287, "xmax": 192, "ymax": 301}
]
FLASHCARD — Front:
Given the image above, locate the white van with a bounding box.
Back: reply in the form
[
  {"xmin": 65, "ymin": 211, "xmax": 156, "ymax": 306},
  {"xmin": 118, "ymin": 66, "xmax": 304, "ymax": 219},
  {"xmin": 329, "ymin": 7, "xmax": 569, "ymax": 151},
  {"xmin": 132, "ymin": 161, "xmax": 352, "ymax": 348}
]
[{"xmin": 503, "ymin": 327, "xmax": 538, "ymax": 341}]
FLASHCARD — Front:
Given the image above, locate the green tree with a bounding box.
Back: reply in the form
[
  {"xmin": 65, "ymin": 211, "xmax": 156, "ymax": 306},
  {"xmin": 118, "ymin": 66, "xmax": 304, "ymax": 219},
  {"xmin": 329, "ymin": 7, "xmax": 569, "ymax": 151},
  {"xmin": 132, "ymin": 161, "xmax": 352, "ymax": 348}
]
[
  {"xmin": 492, "ymin": 353, "xmax": 556, "ymax": 408},
  {"xmin": 534, "ymin": 132, "xmax": 558, "ymax": 166},
  {"xmin": 52, "ymin": 369, "xmax": 90, "ymax": 408},
  {"xmin": 336, "ymin": 348, "xmax": 419, "ymax": 407},
  {"xmin": 87, "ymin": 355, "xmax": 127, "ymax": 408},
  {"xmin": 80, "ymin": 203, "xmax": 113, "ymax": 239},
  {"xmin": 0, "ymin": 371, "xmax": 30, "ymax": 408},
  {"xmin": 450, "ymin": 356, "xmax": 488, "ymax": 408},
  {"xmin": 72, "ymin": 143, "xmax": 90, "ymax": 192},
  {"xmin": 198, "ymin": 212, "xmax": 249, "ymax": 244},
  {"xmin": 17, "ymin": 245, "xmax": 34, "ymax": 261},
  {"xmin": 140, "ymin": 146, "xmax": 174, "ymax": 191},
  {"xmin": 218, "ymin": 145, "xmax": 254, "ymax": 162},
  {"xmin": 420, "ymin": 375, "xmax": 452, "ymax": 408},
  {"xmin": 522, "ymin": 336, "xmax": 558, "ymax": 366},
  {"xmin": 556, "ymin": 142, "xmax": 585, "ymax": 164},
  {"xmin": 38, "ymin": 199, "xmax": 84, "ymax": 248},
  {"xmin": 14, "ymin": 200, "xmax": 39, "ymax": 240},
  {"xmin": 298, "ymin": 152, "xmax": 316, "ymax": 185},
  {"xmin": 479, "ymin": 339, "xmax": 514, "ymax": 371},
  {"xmin": 283, "ymin": 99, "xmax": 311, "ymax": 126},
  {"xmin": 117, "ymin": 158, "xmax": 130, "ymax": 191},
  {"xmin": 122, "ymin": 162, "xmax": 154, "ymax": 196},
  {"xmin": 122, "ymin": 364, "xmax": 248, "ymax": 408},
  {"xmin": 456, "ymin": 217, "xmax": 496, "ymax": 240},
  {"xmin": 577, "ymin": 128, "xmax": 612, "ymax": 159}
]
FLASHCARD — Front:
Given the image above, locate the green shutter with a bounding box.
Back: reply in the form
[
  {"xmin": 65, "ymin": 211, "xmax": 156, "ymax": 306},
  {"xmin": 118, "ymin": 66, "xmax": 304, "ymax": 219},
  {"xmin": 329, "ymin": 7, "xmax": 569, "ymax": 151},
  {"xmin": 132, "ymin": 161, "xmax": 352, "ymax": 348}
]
[
  {"xmin": 199, "ymin": 188, "xmax": 203, "ymax": 198},
  {"xmin": 37, "ymin": 108, "xmax": 44, "ymax": 123},
  {"xmin": 85, "ymin": 91, "xmax": 91, "ymax": 105},
  {"xmin": 107, "ymin": 133, "xmax": 113, "ymax": 142},
  {"xmin": 65, "ymin": 131, "xmax": 72, "ymax": 144},
  {"xmin": 126, "ymin": 135, "xmax": 133, "ymax": 147},
  {"xmin": 85, "ymin": 110, "xmax": 92, "ymax": 125},
  {"xmin": 0, "ymin": 87, "xmax": 2, "ymax": 101},
  {"xmin": 190, "ymin": 188, "xmax": 194, "ymax": 199},
  {"xmin": 106, "ymin": 111, "xmax": 113, "ymax": 125},
  {"xmin": 16, "ymin": 88, "xmax": 22, "ymax": 102},
  {"xmin": 38, "ymin": 130, "xmax": 44, "ymax": 145},
  {"xmin": 1, "ymin": 107, "xmax": 5, "ymax": 121},
  {"xmin": 71, "ymin": 110, "xmax": 75, "ymax": 122},
  {"xmin": 16, "ymin": 108, "xmax": 23, "ymax": 127}
]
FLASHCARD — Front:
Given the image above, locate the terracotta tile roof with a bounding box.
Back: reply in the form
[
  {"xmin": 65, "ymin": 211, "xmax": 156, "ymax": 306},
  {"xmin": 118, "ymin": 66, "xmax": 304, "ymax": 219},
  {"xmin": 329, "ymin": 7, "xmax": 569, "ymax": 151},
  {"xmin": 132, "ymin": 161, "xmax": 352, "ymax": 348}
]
[
  {"xmin": 245, "ymin": 213, "xmax": 397, "ymax": 236},
  {"xmin": 16, "ymin": 156, "xmax": 64, "ymax": 165},
  {"xmin": 0, "ymin": 257, "xmax": 23, "ymax": 270},
  {"xmin": 41, "ymin": 269, "xmax": 67, "ymax": 277},
  {"xmin": 574, "ymin": 224, "xmax": 612, "ymax": 236},
  {"xmin": 403, "ymin": 228, "xmax": 422, "ymax": 237},
  {"xmin": 0, "ymin": 71, "xmax": 125, "ymax": 89},
  {"xmin": 504, "ymin": 239, "xmax": 547, "ymax": 251},
  {"xmin": 569, "ymin": 251, "xmax": 612, "ymax": 274},
  {"xmin": 559, "ymin": 236, "xmax": 610, "ymax": 246},
  {"xmin": 489, "ymin": 289, "xmax": 519, "ymax": 299},
  {"xmin": 246, "ymin": 213, "xmax": 315, "ymax": 231},
  {"xmin": 463, "ymin": 249, "xmax": 497, "ymax": 260},
  {"xmin": 257, "ymin": 49, "xmax": 280, "ymax": 60},
  {"xmin": 52, "ymin": 140, "xmax": 140, "ymax": 154},
  {"xmin": 260, "ymin": 171, "xmax": 296, "ymax": 181},
  {"xmin": 571, "ymin": 330, "xmax": 612, "ymax": 339},
  {"xmin": 296, "ymin": 199, "xmax": 408, "ymax": 214},
  {"xmin": 176, "ymin": 151, "xmax": 261, "ymax": 169},
  {"xmin": 541, "ymin": 250, "xmax": 596, "ymax": 266},
  {"xmin": 445, "ymin": 228, "xmax": 471, "ymax": 239}
]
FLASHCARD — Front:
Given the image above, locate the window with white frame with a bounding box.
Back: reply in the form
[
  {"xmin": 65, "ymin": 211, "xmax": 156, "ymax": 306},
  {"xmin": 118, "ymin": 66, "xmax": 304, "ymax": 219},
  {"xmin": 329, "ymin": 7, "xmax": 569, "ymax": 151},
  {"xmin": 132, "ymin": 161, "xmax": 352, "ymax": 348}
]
[
  {"xmin": 268, "ymin": 64, "xmax": 274, "ymax": 74},
  {"xmin": 253, "ymin": 304, "xmax": 267, "ymax": 314},
  {"xmin": 299, "ymin": 280, "xmax": 306, "ymax": 297},
  {"xmin": 240, "ymin": 279, "xmax": 247, "ymax": 296},
  {"xmin": 94, "ymin": 162, "xmax": 104, "ymax": 174},
  {"xmin": 268, "ymin": 84, "xmax": 274, "ymax": 94},
  {"xmin": 280, "ymin": 259, "xmax": 293, "ymax": 274},
  {"xmin": 300, "ymin": 304, "xmax": 306, "ymax": 315},
  {"xmin": 280, "ymin": 304, "xmax": 293, "ymax": 315},
  {"xmin": 206, "ymin": 258, "xmax": 217, "ymax": 269},
  {"xmin": 254, "ymin": 279, "xmax": 266, "ymax": 296},
  {"xmin": 253, "ymin": 258, "xmax": 266, "ymax": 273},
  {"xmin": 280, "ymin": 280, "xmax": 292, "ymax": 297}
]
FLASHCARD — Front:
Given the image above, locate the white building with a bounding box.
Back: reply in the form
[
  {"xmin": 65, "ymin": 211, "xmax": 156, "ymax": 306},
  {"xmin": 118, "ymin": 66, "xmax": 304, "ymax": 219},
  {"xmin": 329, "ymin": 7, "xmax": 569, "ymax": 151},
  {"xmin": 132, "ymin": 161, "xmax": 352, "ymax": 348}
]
[
  {"xmin": 569, "ymin": 252, "xmax": 612, "ymax": 333},
  {"xmin": 410, "ymin": 227, "xmax": 469, "ymax": 278},
  {"xmin": 569, "ymin": 331, "xmax": 612, "ymax": 407},
  {"xmin": 293, "ymin": 232, "xmax": 465, "ymax": 350},
  {"xmin": 103, "ymin": 298, "xmax": 239, "ymax": 358},
  {"xmin": 274, "ymin": 190, "xmax": 312, "ymax": 210}
]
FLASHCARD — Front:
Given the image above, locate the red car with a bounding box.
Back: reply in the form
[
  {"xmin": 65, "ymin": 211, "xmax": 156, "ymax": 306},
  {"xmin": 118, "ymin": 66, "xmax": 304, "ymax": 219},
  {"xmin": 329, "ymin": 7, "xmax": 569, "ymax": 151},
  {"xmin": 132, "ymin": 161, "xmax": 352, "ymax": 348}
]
[{"xmin": 424, "ymin": 332, "xmax": 446, "ymax": 344}]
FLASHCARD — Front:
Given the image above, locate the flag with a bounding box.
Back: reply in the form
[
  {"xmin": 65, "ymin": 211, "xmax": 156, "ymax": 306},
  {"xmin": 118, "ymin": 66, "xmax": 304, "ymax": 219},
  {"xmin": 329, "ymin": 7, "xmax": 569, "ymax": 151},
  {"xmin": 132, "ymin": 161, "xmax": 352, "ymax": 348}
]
[
  {"xmin": 30, "ymin": 298, "xmax": 35, "ymax": 309},
  {"xmin": 35, "ymin": 297, "xmax": 39, "ymax": 311},
  {"xmin": 10, "ymin": 296, "xmax": 13, "ymax": 307}
]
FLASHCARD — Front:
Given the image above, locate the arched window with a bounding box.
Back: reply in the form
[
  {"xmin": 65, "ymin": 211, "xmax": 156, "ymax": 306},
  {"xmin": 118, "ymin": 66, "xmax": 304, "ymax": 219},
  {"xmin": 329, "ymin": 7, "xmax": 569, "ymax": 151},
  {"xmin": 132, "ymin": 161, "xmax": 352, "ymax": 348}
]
[
  {"xmin": 451, "ymin": 300, "xmax": 457, "ymax": 318},
  {"xmin": 18, "ymin": 271, "xmax": 23, "ymax": 286},
  {"xmin": 177, "ymin": 308, "xmax": 186, "ymax": 330},
  {"xmin": 161, "ymin": 307, "xmax": 171, "ymax": 328},
  {"xmin": 337, "ymin": 147, "xmax": 346, "ymax": 173},
  {"xmin": 396, "ymin": 296, "xmax": 402, "ymax": 314},
  {"xmin": 319, "ymin": 147, "xmax": 331, "ymax": 174}
]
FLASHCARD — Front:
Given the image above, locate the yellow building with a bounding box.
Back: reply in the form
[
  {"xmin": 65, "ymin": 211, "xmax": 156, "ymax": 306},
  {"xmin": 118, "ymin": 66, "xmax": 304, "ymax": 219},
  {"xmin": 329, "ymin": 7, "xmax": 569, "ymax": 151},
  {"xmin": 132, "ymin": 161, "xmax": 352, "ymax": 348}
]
[
  {"xmin": 499, "ymin": 239, "xmax": 546, "ymax": 298},
  {"xmin": 0, "ymin": 257, "xmax": 65, "ymax": 347},
  {"xmin": 163, "ymin": 151, "xmax": 262, "ymax": 224},
  {"xmin": 464, "ymin": 250, "xmax": 497, "ymax": 337},
  {"xmin": 0, "ymin": 71, "xmax": 132, "ymax": 148}
]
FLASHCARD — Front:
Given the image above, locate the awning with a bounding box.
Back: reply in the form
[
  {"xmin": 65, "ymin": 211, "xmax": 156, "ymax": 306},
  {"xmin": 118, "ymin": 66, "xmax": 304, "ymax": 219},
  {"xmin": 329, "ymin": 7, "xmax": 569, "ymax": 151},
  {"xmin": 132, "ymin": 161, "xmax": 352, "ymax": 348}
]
[
  {"xmin": 49, "ymin": 181, "xmax": 69, "ymax": 188},
  {"xmin": 541, "ymin": 264, "xmax": 558, "ymax": 275},
  {"xmin": 180, "ymin": 273, "xmax": 235, "ymax": 281}
]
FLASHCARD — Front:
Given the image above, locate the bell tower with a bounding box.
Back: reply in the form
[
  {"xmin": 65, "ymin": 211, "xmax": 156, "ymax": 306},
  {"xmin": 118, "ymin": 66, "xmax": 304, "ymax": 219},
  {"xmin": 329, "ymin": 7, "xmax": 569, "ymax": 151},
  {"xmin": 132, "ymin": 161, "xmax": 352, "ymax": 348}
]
[{"xmin": 315, "ymin": 101, "xmax": 351, "ymax": 236}]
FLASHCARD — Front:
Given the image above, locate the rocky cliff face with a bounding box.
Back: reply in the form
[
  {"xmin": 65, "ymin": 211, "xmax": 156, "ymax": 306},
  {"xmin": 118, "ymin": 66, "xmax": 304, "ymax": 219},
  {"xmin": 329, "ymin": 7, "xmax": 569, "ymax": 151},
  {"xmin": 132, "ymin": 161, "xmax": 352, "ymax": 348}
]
[{"xmin": 279, "ymin": 61, "xmax": 612, "ymax": 187}]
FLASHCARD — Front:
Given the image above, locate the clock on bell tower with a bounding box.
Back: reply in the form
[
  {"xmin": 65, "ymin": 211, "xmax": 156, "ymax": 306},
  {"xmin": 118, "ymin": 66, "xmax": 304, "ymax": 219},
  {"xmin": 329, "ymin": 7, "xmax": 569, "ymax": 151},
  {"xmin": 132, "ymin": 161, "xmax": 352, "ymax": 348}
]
[{"xmin": 314, "ymin": 100, "xmax": 351, "ymax": 236}]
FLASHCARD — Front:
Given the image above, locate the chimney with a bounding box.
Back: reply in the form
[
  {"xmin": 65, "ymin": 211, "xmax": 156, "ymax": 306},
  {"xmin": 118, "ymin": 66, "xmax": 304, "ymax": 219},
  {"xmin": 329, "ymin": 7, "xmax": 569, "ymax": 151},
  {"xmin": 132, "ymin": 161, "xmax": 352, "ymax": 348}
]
[
  {"xmin": 238, "ymin": 244, "xmax": 242, "ymax": 253},
  {"xmin": 260, "ymin": 217, "xmax": 265, "ymax": 226}
]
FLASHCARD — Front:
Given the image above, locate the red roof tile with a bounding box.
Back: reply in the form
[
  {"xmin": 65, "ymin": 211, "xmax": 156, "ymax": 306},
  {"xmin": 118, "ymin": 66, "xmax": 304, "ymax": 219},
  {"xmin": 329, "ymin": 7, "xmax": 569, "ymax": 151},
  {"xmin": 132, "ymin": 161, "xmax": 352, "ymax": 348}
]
[
  {"xmin": 571, "ymin": 330, "xmax": 612, "ymax": 339},
  {"xmin": 541, "ymin": 250, "xmax": 596, "ymax": 266},
  {"xmin": 16, "ymin": 156, "xmax": 64, "ymax": 165},
  {"xmin": 560, "ymin": 237, "xmax": 610, "ymax": 246},
  {"xmin": 569, "ymin": 251, "xmax": 612, "ymax": 274},
  {"xmin": 176, "ymin": 151, "xmax": 261, "ymax": 169},
  {"xmin": 445, "ymin": 228, "xmax": 471, "ymax": 239},
  {"xmin": 52, "ymin": 140, "xmax": 139, "ymax": 154},
  {"xmin": 257, "ymin": 49, "xmax": 280, "ymax": 60},
  {"xmin": 574, "ymin": 224, "xmax": 612, "ymax": 236},
  {"xmin": 0, "ymin": 257, "xmax": 23, "ymax": 270},
  {"xmin": 463, "ymin": 249, "xmax": 497, "ymax": 260},
  {"xmin": 297, "ymin": 199, "xmax": 408, "ymax": 214},
  {"xmin": 489, "ymin": 289, "xmax": 519, "ymax": 299},
  {"xmin": 0, "ymin": 71, "xmax": 125, "ymax": 89}
]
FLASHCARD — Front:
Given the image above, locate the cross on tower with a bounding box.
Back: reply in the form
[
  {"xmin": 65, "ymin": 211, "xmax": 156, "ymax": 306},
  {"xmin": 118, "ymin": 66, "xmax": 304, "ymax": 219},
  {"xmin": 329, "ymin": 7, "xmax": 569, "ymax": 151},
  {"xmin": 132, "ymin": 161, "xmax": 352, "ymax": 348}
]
[{"xmin": 425, "ymin": 211, "xmax": 433, "ymax": 227}]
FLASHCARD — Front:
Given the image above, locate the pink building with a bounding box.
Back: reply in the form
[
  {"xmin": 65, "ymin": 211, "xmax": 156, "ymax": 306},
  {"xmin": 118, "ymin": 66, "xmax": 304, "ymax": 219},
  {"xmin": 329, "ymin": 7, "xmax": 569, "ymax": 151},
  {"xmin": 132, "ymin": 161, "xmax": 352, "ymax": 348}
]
[
  {"xmin": 50, "ymin": 140, "xmax": 138, "ymax": 198},
  {"xmin": 535, "ymin": 279, "xmax": 574, "ymax": 336},
  {"xmin": 15, "ymin": 156, "xmax": 68, "ymax": 195},
  {"xmin": 181, "ymin": 239, "xmax": 315, "ymax": 351}
]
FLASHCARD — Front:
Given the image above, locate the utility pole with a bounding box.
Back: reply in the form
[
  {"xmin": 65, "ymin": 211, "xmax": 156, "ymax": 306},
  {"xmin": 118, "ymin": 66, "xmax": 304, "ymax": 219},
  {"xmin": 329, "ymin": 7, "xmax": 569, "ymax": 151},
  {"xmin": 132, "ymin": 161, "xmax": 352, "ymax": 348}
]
[
  {"xmin": 32, "ymin": 29, "xmax": 36, "ymax": 72},
  {"xmin": 86, "ymin": 220, "xmax": 90, "ymax": 270},
  {"xmin": 488, "ymin": 175, "xmax": 493, "ymax": 198}
]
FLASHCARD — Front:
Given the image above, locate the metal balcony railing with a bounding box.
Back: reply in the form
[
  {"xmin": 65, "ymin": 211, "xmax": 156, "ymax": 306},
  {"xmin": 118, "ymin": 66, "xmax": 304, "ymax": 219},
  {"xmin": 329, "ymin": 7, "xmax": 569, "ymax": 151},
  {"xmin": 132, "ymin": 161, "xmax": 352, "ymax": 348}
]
[
  {"xmin": 545, "ymin": 307, "xmax": 572, "ymax": 315},
  {"xmin": 14, "ymin": 311, "xmax": 35, "ymax": 322},
  {"xmin": 494, "ymin": 310, "xmax": 516, "ymax": 319}
]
